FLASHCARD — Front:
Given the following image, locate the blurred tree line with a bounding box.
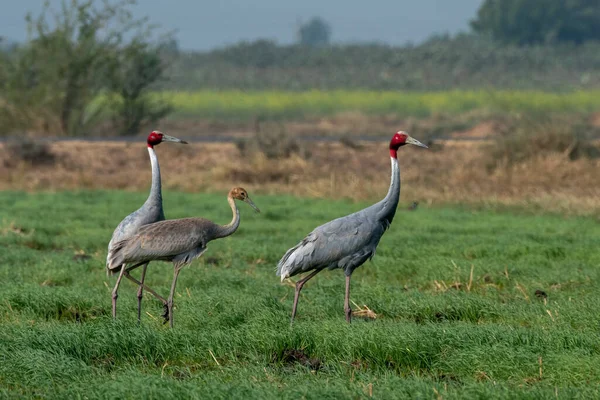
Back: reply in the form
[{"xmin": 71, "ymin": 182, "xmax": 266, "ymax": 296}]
[
  {"xmin": 0, "ymin": 0, "xmax": 172, "ymax": 137},
  {"xmin": 168, "ymin": 35, "xmax": 600, "ymax": 91},
  {"xmin": 472, "ymin": 0, "xmax": 600, "ymax": 45},
  {"xmin": 2, "ymin": 0, "xmax": 600, "ymax": 137},
  {"xmin": 166, "ymin": 0, "xmax": 600, "ymax": 91}
]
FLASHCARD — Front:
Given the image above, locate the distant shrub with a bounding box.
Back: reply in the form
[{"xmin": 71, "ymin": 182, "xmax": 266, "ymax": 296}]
[
  {"xmin": 486, "ymin": 114, "xmax": 600, "ymax": 170},
  {"xmin": 4, "ymin": 137, "xmax": 56, "ymax": 166},
  {"xmin": 216, "ymin": 153, "xmax": 308, "ymax": 184},
  {"xmin": 236, "ymin": 118, "xmax": 311, "ymax": 160},
  {"xmin": 338, "ymin": 137, "xmax": 364, "ymax": 150},
  {"xmin": 0, "ymin": 0, "xmax": 173, "ymax": 137}
]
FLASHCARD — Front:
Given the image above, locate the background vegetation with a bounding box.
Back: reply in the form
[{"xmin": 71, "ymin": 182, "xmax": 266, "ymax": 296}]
[
  {"xmin": 164, "ymin": 89, "xmax": 600, "ymax": 120},
  {"xmin": 0, "ymin": 0, "xmax": 172, "ymax": 137},
  {"xmin": 471, "ymin": 0, "xmax": 600, "ymax": 45},
  {"xmin": 167, "ymin": 36, "xmax": 600, "ymax": 91},
  {"xmin": 1, "ymin": 0, "xmax": 600, "ymax": 137}
]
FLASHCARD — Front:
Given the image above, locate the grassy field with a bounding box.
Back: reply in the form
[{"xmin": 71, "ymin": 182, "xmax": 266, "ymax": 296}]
[
  {"xmin": 1, "ymin": 190, "xmax": 600, "ymax": 398},
  {"xmin": 160, "ymin": 90, "xmax": 600, "ymax": 120}
]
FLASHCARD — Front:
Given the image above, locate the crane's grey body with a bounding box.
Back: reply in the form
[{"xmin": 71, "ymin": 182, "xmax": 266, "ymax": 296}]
[
  {"xmin": 107, "ymin": 188, "xmax": 259, "ymax": 327},
  {"xmin": 107, "ymin": 204, "xmax": 165, "ymax": 256},
  {"xmin": 276, "ymin": 130, "xmax": 427, "ymax": 325},
  {"xmin": 109, "ymin": 217, "xmax": 232, "ymax": 269},
  {"xmin": 106, "ymin": 146, "xmax": 165, "ymax": 322},
  {"xmin": 107, "ymin": 146, "xmax": 164, "ymax": 269},
  {"xmin": 277, "ymin": 157, "xmax": 399, "ymax": 280}
]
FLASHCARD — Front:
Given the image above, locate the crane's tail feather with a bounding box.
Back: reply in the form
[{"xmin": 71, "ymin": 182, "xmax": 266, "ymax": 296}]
[
  {"xmin": 106, "ymin": 253, "xmax": 115, "ymax": 277},
  {"xmin": 276, "ymin": 233, "xmax": 317, "ymax": 282},
  {"xmin": 106, "ymin": 239, "xmax": 129, "ymax": 274},
  {"xmin": 276, "ymin": 242, "xmax": 302, "ymax": 280},
  {"xmin": 276, "ymin": 247, "xmax": 297, "ymax": 281}
]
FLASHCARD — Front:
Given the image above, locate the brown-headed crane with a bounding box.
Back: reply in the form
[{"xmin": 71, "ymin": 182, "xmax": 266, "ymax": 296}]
[{"xmin": 107, "ymin": 187, "xmax": 260, "ymax": 327}]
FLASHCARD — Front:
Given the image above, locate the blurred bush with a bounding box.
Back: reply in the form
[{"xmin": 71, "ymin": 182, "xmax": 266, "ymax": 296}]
[
  {"xmin": 0, "ymin": 0, "xmax": 173, "ymax": 137},
  {"xmin": 486, "ymin": 114, "xmax": 600, "ymax": 170},
  {"xmin": 3, "ymin": 137, "xmax": 56, "ymax": 167},
  {"xmin": 236, "ymin": 118, "xmax": 311, "ymax": 160}
]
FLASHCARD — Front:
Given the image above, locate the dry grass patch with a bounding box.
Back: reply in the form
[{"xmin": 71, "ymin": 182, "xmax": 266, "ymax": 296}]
[{"xmin": 1, "ymin": 138, "xmax": 599, "ymax": 215}]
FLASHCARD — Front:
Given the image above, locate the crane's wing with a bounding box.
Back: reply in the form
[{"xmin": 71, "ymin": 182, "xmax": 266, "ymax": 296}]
[
  {"xmin": 107, "ymin": 218, "xmax": 209, "ymax": 270},
  {"xmin": 106, "ymin": 203, "xmax": 164, "ymax": 267},
  {"xmin": 276, "ymin": 212, "xmax": 384, "ymax": 280}
]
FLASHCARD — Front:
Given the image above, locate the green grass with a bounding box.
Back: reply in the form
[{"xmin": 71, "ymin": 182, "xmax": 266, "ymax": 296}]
[
  {"xmin": 157, "ymin": 89, "xmax": 600, "ymax": 120},
  {"xmin": 1, "ymin": 190, "xmax": 600, "ymax": 398}
]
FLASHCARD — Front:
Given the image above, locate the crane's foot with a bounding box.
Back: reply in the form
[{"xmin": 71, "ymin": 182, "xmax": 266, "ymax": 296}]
[
  {"xmin": 111, "ymin": 293, "xmax": 118, "ymax": 319},
  {"xmin": 344, "ymin": 307, "xmax": 352, "ymax": 324},
  {"xmin": 162, "ymin": 303, "xmax": 169, "ymax": 324}
]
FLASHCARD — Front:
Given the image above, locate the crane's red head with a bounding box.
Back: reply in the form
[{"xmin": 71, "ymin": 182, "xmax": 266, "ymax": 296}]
[
  {"xmin": 389, "ymin": 130, "xmax": 428, "ymax": 158},
  {"xmin": 147, "ymin": 130, "xmax": 188, "ymax": 148},
  {"xmin": 147, "ymin": 131, "xmax": 164, "ymax": 147}
]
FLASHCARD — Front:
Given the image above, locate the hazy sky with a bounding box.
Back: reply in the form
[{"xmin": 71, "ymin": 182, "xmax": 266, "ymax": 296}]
[{"xmin": 1, "ymin": 0, "xmax": 484, "ymax": 50}]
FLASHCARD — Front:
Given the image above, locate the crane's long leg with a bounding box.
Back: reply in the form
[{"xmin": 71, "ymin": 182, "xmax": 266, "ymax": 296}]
[
  {"xmin": 111, "ymin": 264, "xmax": 127, "ymax": 319},
  {"xmin": 123, "ymin": 271, "xmax": 167, "ymax": 304},
  {"xmin": 290, "ymin": 269, "xmax": 321, "ymax": 325},
  {"xmin": 166, "ymin": 266, "xmax": 183, "ymax": 328},
  {"xmin": 136, "ymin": 262, "xmax": 149, "ymax": 324},
  {"xmin": 344, "ymin": 274, "xmax": 352, "ymax": 324}
]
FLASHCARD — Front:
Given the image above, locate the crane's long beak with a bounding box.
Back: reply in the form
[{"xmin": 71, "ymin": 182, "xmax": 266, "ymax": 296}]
[
  {"xmin": 406, "ymin": 136, "xmax": 428, "ymax": 148},
  {"xmin": 162, "ymin": 134, "xmax": 188, "ymax": 144},
  {"xmin": 406, "ymin": 136, "xmax": 429, "ymax": 149},
  {"xmin": 244, "ymin": 197, "xmax": 261, "ymax": 213}
]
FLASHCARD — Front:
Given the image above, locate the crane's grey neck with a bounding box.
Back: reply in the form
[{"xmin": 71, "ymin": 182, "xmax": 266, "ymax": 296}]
[
  {"xmin": 145, "ymin": 146, "xmax": 162, "ymax": 206},
  {"xmin": 376, "ymin": 157, "xmax": 400, "ymax": 223},
  {"xmin": 215, "ymin": 195, "xmax": 240, "ymax": 239}
]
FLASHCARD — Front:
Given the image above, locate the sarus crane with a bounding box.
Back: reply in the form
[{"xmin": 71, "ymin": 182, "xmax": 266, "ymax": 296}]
[
  {"xmin": 107, "ymin": 187, "xmax": 260, "ymax": 327},
  {"xmin": 276, "ymin": 131, "xmax": 428, "ymax": 324},
  {"xmin": 107, "ymin": 130, "xmax": 187, "ymax": 321}
]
